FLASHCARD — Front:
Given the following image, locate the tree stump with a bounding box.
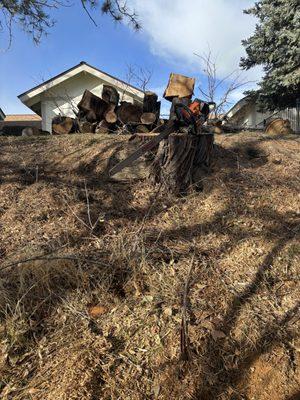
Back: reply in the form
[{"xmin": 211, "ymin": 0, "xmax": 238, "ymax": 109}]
[{"xmin": 151, "ymin": 133, "xmax": 214, "ymax": 195}]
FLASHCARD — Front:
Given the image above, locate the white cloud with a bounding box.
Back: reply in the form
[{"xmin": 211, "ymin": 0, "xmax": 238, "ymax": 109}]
[{"xmin": 131, "ymin": 0, "xmax": 262, "ymax": 83}]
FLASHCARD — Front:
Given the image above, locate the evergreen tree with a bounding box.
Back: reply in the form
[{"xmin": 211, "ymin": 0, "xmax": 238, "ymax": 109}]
[
  {"xmin": 0, "ymin": 0, "xmax": 140, "ymax": 47},
  {"xmin": 241, "ymin": 0, "xmax": 300, "ymax": 110}
]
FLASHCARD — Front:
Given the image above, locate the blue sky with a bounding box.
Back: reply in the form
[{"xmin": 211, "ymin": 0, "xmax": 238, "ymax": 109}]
[{"xmin": 0, "ymin": 0, "xmax": 260, "ymax": 115}]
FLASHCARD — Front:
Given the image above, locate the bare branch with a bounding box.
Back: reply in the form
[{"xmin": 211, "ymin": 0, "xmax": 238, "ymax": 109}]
[
  {"xmin": 0, "ymin": 0, "xmax": 140, "ymax": 49},
  {"xmin": 125, "ymin": 64, "xmax": 153, "ymax": 91},
  {"xmin": 81, "ymin": 0, "xmax": 98, "ymax": 26},
  {"xmin": 194, "ymin": 50, "xmax": 254, "ymax": 116}
]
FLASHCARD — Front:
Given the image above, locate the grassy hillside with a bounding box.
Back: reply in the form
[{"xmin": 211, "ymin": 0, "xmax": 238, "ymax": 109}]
[{"xmin": 0, "ymin": 132, "xmax": 299, "ymax": 400}]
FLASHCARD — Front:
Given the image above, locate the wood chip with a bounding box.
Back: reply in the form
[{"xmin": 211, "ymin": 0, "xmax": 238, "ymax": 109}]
[
  {"xmin": 28, "ymin": 388, "xmax": 39, "ymax": 394},
  {"xmin": 211, "ymin": 330, "xmax": 226, "ymax": 340},
  {"xmin": 88, "ymin": 305, "xmax": 108, "ymax": 318},
  {"xmin": 201, "ymin": 320, "xmax": 215, "ymax": 330},
  {"xmin": 163, "ymin": 307, "xmax": 173, "ymax": 317}
]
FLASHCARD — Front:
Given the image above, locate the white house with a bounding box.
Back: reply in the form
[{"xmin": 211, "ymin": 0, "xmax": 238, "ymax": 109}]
[
  {"xmin": 18, "ymin": 61, "xmax": 145, "ymax": 133},
  {"xmin": 227, "ymin": 96, "xmax": 300, "ymax": 133},
  {"xmin": 0, "ymin": 108, "xmax": 5, "ymax": 121}
]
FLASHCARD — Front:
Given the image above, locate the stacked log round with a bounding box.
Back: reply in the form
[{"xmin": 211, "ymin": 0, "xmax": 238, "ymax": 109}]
[
  {"xmin": 117, "ymin": 102, "xmax": 143, "ymax": 125},
  {"xmin": 104, "ymin": 104, "xmax": 118, "ymax": 124},
  {"xmin": 52, "ymin": 116, "xmax": 75, "ymax": 135},
  {"xmin": 51, "ymin": 86, "xmax": 162, "ymax": 135},
  {"xmin": 141, "ymin": 112, "xmax": 157, "ymax": 125}
]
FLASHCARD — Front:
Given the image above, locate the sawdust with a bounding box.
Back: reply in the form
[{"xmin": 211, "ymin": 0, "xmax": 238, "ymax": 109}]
[{"xmin": 0, "ymin": 132, "xmax": 299, "ymax": 400}]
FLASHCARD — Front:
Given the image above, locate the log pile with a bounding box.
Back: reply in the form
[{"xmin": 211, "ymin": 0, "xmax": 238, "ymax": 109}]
[
  {"xmin": 52, "ymin": 87, "xmax": 161, "ymax": 135},
  {"xmin": 51, "ymin": 72, "xmax": 216, "ymax": 195},
  {"xmin": 110, "ymin": 73, "xmax": 215, "ymax": 195}
]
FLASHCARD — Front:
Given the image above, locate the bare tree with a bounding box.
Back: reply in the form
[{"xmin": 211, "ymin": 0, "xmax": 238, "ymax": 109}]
[
  {"xmin": 31, "ymin": 73, "xmax": 79, "ymax": 117},
  {"xmin": 194, "ymin": 50, "xmax": 253, "ymax": 116},
  {"xmin": 125, "ymin": 64, "xmax": 153, "ymax": 92},
  {"xmin": 118, "ymin": 64, "xmax": 153, "ymax": 103},
  {"xmin": 0, "ymin": 0, "xmax": 140, "ymax": 50}
]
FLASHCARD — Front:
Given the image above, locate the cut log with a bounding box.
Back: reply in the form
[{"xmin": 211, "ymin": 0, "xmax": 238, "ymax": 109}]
[
  {"xmin": 164, "ymin": 73, "xmax": 195, "ymax": 102},
  {"xmin": 117, "ymin": 101, "xmax": 143, "ymax": 124},
  {"xmin": 143, "ymin": 91, "xmax": 158, "ymax": 112},
  {"xmin": 52, "ymin": 116, "xmax": 74, "ymax": 135},
  {"xmin": 79, "ymin": 121, "xmax": 94, "ymax": 134},
  {"xmin": 265, "ymin": 118, "xmax": 294, "ymax": 135},
  {"xmin": 140, "ymin": 112, "xmax": 156, "ymax": 125},
  {"xmin": 85, "ymin": 110, "xmax": 97, "ymax": 123},
  {"xmin": 102, "ymin": 85, "xmax": 120, "ymax": 105},
  {"xmin": 95, "ymin": 120, "xmax": 110, "ymax": 134},
  {"xmin": 130, "ymin": 132, "xmax": 160, "ymax": 140},
  {"xmin": 221, "ymin": 124, "xmax": 241, "ymax": 133},
  {"xmin": 104, "ymin": 104, "xmax": 117, "ymax": 124},
  {"xmin": 136, "ymin": 124, "xmax": 149, "ymax": 133},
  {"xmin": 78, "ymin": 90, "xmax": 109, "ymax": 120},
  {"xmin": 143, "ymin": 91, "xmax": 161, "ymax": 123},
  {"xmin": 151, "ymin": 133, "xmax": 214, "ymax": 195},
  {"xmin": 22, "ymin": 127, "xmax": 41, "ymax": 137},
  {"xmin": 105, "ymin": 110, "xmax": 118, "ymax": 124}
]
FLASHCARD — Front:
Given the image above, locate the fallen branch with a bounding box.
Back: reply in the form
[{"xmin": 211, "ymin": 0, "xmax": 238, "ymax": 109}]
[
  {"xmin": 0, "ymin": 254, "xmax": 108, "ymax": 273},
  {"xmin": 180, "ymin": 257, "xmax": 195, "ymax": 361}
]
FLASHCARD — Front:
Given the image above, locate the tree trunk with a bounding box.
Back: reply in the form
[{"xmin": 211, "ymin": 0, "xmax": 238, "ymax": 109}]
[{"xmin": 151, "ymin": 133, "xmax": 214, "ymax": 195}]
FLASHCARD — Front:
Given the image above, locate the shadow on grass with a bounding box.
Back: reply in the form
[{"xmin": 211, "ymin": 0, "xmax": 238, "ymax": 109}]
[
  {"xmin": 285, "ymin": 392, "xmax": 300, "ymax": 400},
  {"xmin": 0, "ymin": 134, "xmax": 299, "ymax": 398}
]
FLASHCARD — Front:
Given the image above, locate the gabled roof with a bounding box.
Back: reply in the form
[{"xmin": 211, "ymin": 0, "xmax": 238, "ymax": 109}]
[
  {"xmin": 18, "ymin": 61, "xmax": 144, "ymax": 103},
  {"xmin": 0, "ymin": 108, "xmax": 5, "ymax": 120},
  {"xmin": 226, "ymin": 96, "xmax": 252, "ymax": 118}
]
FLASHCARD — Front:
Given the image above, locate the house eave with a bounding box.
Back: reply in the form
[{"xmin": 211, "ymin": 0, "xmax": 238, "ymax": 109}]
[
  {"xmin": 226, "ymin": 96, "xmax": 252, "ymax": 119},
  {"xmin": 18, "ymin": 62, "xmax": 145, "ymax": 106},
  {"xmin": 0, "ymin": 107, "xmax": 5, "ymax": 120}
]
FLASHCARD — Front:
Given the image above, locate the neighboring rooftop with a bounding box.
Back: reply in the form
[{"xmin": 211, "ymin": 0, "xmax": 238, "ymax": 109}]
[
  {"xmin": 3, "ymin": 114, "xmax": 42, "ymax": 122},
  {"xmin": 18, "ymin": 61, "xmax": 144, "ymax": 101}
]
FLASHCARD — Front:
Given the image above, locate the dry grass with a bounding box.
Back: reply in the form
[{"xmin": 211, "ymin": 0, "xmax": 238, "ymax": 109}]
[{"xmin": 0, "ymin": 132, "xmax": 299, "ymax": 400}]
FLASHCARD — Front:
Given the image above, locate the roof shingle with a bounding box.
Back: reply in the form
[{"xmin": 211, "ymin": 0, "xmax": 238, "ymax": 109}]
[{"xmin": 4, "ymin": 114, "xmax": 42, "ymax": 122}]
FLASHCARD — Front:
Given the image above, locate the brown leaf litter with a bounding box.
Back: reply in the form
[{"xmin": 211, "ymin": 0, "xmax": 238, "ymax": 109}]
[{"xmin": 0, "ymin": 132, "xmax": 299, "ymax": 400}]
